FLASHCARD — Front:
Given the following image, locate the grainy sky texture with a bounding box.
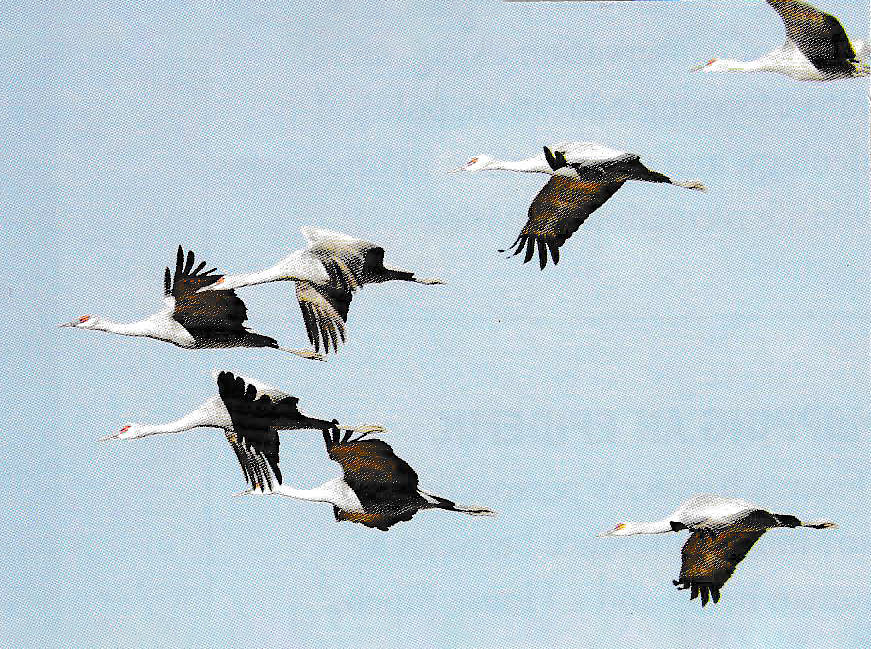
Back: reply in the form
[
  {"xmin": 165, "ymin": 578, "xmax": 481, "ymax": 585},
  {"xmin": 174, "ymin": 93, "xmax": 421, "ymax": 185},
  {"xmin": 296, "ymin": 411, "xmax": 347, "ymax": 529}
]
[{"xmin": 3, "ymin": 1, "xmax": 869, "ymax": 648}]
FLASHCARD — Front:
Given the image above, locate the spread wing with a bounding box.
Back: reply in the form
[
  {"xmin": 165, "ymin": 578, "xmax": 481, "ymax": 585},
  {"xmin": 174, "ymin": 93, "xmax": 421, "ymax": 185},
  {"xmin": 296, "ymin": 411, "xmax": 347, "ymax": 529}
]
[
  {"xmin": 766, "ymin": 0, "xmax": 858, "ymax": 70},
  {"xmin": 306, "ymin": 236, "xmax": 387, "ymax": 293},
  {"xmin": 674, "ymin": 526, "xmax": 767, "ymax": 607},
  {"xmin": 216, "ymin": 371, "xmax": 306, "ymax": 487},
  {"xmin": 295, "ymin": 281, "xmax": 353, "ymax": 354},
  {"xmin": 323, "ymin": 429, "xmax": 419, "ymax": 500},
  {"xmin": 166, "ymin": 247, "xmax": 249, "ymax": 333},
  {"xmin": 295, "ymin": 229, "xmax": 399, "ymax": 353},
  {"xmin": 502, "ymin": 175, "xmax": 625, "ymax": 269}
]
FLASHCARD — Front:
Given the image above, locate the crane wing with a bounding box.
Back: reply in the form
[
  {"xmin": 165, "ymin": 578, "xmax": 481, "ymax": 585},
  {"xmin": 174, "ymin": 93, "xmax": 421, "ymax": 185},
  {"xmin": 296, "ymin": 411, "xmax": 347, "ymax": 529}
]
[
  {"xmin": 216, "ymin": 371, "xmax": 307, "ymax": 487},
  {"xmin": 295, "ymin": 281, "xmax": 353, "ymax": 354},
  {"xmin": 323, "ymin": 429, "xmax": 419, "ymax": 500},
  {"xmin": 674, "ymin": 522, "xmax": 768, "ymax": 607},
  {"xmin": 166, "ymin": 247, "xmax": 249, "ymax": 333},
  {"xmin": 308, "ymin": 237, "xmax": 388, "ymax": 292},
  {"xmin": 502, "ymin": 175, "xmax": 625, "ymax": 269},
  {"xmin": 766, "ymin": 0, "xmax": 858, "ymax": 71}
]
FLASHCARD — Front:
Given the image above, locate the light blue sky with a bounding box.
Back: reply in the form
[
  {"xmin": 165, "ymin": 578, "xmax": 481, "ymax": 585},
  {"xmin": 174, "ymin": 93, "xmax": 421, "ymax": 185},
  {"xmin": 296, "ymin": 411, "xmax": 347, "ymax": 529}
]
[{"xmin": 3, "ymin": 1, "xmax": 869, "ymax": 648}]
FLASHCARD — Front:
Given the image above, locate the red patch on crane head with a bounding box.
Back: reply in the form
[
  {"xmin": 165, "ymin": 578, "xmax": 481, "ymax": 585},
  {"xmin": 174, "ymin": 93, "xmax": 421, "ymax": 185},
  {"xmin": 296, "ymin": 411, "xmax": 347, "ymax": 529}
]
[
  {"xmin": 467, "ymin": 157, "xmax": 478, "ymax": 165},
  {"xmin": 79, "ymin": 315, "xmax": 91, "ymax": 323},
  {"xmin": 120, "ymin": 425, "xmax": 131, "ymax": 433},
  {"xmin": 614, "ymin": 523, "xmax": 626, "ymax": 531},
  {"xmin": 215, "ymin": 277, "xmax": 224, "ymax": 284},
  {"xmin": 706, "ymin": 58, "xmax": 717, "ymax": 66}
]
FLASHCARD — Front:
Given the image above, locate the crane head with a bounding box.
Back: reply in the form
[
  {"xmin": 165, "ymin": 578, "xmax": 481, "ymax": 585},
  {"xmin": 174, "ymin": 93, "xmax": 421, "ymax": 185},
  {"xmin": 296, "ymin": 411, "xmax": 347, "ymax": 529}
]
[
  {"xmin": 448, "ymin": 155, "xmax": 493, "ymax": 173},
  {"xmin": 59, "ymin": 314, "xmax": 100, "ymax": 329},
  {"xmin": 99, "ymin": 423, "xmax": 143, "ymax": 442},
  {"xmin": 597, "ymin": 522, "xmax": 635, "ymax": 537},
  {"xmin": 690, "ymin": 58, "xmax": 720, "ymax": 73}
]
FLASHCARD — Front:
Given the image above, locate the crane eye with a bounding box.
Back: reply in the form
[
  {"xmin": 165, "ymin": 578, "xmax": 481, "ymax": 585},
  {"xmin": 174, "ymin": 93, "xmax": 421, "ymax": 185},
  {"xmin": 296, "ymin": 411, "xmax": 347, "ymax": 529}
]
[{"xmin": 79, "ymin": 315, "xmax": 91, "ymax": 323}]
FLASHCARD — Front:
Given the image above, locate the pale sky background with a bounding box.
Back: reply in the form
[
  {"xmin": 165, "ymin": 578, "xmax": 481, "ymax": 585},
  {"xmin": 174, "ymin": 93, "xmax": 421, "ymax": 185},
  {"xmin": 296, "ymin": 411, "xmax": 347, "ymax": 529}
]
[{"xmin": 3, "ymin": 1, "xmax": 869, "ymax": 648}]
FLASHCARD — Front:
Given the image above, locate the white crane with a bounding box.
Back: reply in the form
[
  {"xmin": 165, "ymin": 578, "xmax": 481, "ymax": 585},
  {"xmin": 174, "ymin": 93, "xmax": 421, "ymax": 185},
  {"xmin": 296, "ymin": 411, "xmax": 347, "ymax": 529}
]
[
  {"xmin": 692, "ymin": 0, "xmax": 869, "ymax": 80},
  {"xmin": 59, "ymin": 247, "xmax": 321, "ymax": 360},
  {"xmin": 450, "ymin": 142, "xmax": 706, "ymax": 269},
  {"xmin": 598, "ymin": 493, "xmax": 837, "ymax": 607},
  {"xmin": 229, "ymin": 378, "xmax": 495, "ymax": 531},
  {"xmin": 197, "ymin": 227, "xmax": 444, "ymax": 355},
  {"xmin": 101, "ymin": 371, "xmax": 382, "ymax": 489}
]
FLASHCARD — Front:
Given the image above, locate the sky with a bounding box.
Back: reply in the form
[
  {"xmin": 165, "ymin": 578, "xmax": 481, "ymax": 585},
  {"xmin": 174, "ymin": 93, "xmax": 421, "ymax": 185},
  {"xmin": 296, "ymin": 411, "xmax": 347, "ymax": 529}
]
[{"xmin": 2, "ymin": 1, "xmax": 869, "ymax": 648}]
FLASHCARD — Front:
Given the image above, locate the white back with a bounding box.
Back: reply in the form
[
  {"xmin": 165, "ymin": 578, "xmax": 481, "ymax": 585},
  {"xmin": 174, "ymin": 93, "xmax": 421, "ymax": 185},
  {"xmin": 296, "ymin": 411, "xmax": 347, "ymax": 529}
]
[
  {"xmin": 301, "ymin": 226, "xmax": 372, "ymax": 249},
  {"xmin": 550, "ymin": 141, "xmax": 629, "ymax": 163},
  {"xmin": 672, "ymin": 493, "xmax": 759, "ymax": 528}
]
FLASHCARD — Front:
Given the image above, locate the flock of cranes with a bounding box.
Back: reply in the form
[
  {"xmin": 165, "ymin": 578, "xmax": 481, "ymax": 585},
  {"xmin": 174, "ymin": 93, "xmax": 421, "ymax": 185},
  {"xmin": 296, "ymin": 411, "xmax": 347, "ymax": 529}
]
[{"xmin": 62, "ymin": 0, "xmax": 861, "ymax": 609}]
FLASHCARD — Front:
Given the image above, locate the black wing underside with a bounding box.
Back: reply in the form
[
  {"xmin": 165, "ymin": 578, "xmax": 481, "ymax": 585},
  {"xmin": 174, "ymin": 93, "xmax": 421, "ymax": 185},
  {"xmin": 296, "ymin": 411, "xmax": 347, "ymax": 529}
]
[
  {"xmin": 166, "ymin": 247, "xmax": 249, "ymax": 334},
  {"xmin": 767, "ymin": 0, "xmax": 858, "ymax": 72},
  {"xmin": 216, "ymin": 371, "xmax": 306, "ymax": 487},
  {"xmin": 502, "ymin": 175, "xmax": 625, "ymax": 269}
]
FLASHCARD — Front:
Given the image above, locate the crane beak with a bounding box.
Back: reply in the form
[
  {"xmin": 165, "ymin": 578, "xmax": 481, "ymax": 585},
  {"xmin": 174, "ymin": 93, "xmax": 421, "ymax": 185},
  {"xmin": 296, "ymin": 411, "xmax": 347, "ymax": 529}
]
[
  {"xmin": 98, "ymin": 432, "xmax": 120, "ymax": 442},
  {"xmin": 447, "ymin": 165, "xmax": 467, "ymax": 173},
  {"xmin": 58, "ymin": 320, "xmax": 77, "ymax": 328}
]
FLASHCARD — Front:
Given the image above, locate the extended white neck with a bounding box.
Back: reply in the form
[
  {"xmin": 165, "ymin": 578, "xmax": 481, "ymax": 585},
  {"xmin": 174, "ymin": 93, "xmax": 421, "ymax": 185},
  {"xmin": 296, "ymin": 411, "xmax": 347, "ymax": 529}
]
[
  {"xmin": 272, "ymin": 478, "xmax": 362, "ymax": 511},
  {"xmin": 93, "ymin": 319, "xmax": 161, "ymax": 338},
  {"xmin": 130, "ymin": 400, "xmax": 227, "ymax": 438},
  {"xmin": 273, "ymin": 482, "xmax": 338, "ymax": 505},
  {"xmin": 704, "ymin": 57, "xmax": 772, "ymax": 74},
  {"xmin": 486, "ymin": 158, "xmax": 552, "ymax": 174},
  {"xmin": 620, "ymin": 519, "xmax": 675, "ymax": 535},
  {"xmin": 218, "ymin": 265, "xmax": 287, "ymax": 290}
]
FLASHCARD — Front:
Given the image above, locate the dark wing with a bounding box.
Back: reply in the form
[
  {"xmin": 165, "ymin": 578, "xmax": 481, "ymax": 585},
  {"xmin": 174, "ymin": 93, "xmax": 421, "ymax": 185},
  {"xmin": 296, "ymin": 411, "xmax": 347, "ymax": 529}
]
[
  {"xmin": 225, "ymin": 429, "xmax": 275, "ymax": 492},
  {"xmin": 167, "ymin": 246, "xmax": 249, "ymax": 333},
  {"xmin": 217, "ymin": 371, "xmax": 304, "ymax": 487},
  {"xmin": 501, "ymin": 175, "xmax": 624, "ymax": 269},
  {"xmin": 766, "ymin": 0, "xmax": 858, "ymax": 70},
  {"xmin": 674, "ymin": 527, "xmax": 767, "ymax": 607},
  {"xmin": 295, "ymin": 281, "xmax": 353, "ymax": 354},
  {"xmin": 323, "ymin": 429, "xmax": 419, "ymax": 500}
]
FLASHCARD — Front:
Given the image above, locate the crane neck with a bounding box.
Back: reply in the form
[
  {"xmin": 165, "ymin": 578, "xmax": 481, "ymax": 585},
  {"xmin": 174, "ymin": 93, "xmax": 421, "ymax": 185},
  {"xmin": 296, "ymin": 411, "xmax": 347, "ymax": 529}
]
[
  {"xmin": 273, "ymin": 481, "xmax": 338, "ymax": 504},
  {"xmin": 489, "ymin": 158, "xmax": 552, "ymax": 174},
  {"xmin": 93, "ymin": 318, "xmax": 161, "ymax": 338},
  {"xmin": 217, "ymin": 265, "xmax": 287, "ymax": 290},
  {"xmin": 620, "ymin": 519, "xmax": 675, "ymax": 535},
  {"xmin": 131, "ymin": 400, "xmax": 226, "ymax": 438}
]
